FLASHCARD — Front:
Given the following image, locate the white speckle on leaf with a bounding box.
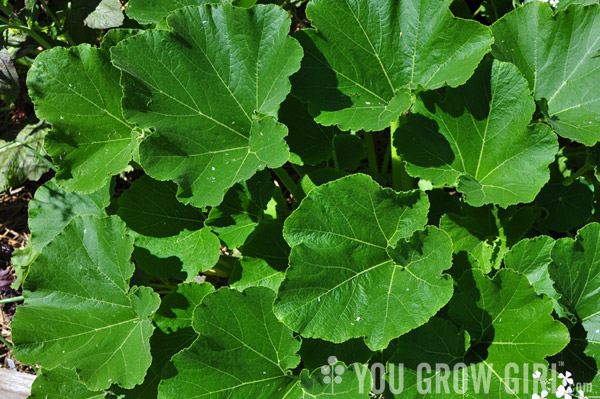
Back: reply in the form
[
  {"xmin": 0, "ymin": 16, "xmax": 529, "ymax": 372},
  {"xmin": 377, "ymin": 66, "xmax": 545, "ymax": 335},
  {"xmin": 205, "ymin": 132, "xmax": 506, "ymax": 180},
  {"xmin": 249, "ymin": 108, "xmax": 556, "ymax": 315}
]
[
  {"xmin": 365, "ymin": 101, "xmax": 371, "ymax": 105},
  {"xmin": 211, "ymin": 166, "xmax": 215, "ymax": 171},
  {"xmin": 356, "ymin": 316, "xmax": 361, "ymax": 322},
  {"xmin": 60, "ymin": 116, "xmax": 64, "ymax": 120}
]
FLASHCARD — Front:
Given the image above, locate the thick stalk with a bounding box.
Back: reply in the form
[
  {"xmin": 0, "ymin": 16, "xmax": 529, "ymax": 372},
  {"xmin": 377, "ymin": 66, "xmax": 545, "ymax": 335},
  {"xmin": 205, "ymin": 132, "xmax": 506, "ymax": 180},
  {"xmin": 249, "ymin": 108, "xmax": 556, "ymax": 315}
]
[
  {"xmin": 0, "ymin": 24, "xmax": 52, "ymax": 49},
  {"xmin": 563, "ymin": 164, "xmax": 593, "ymax": 186},
  {"xmin": 0, "ymin": 139, "xmax": 57, "ymax": 172},
  {"xmin": 0, "ymin": 296, "xmax": 24, "ymax": 304},
  {"xmin": 390, "ymin": 118, "xmax": 413, "ymax": 191},
  {"xmin": 0, "ymin": 334, "xmax": 12, "ymax": 350},
  {"xmin": 274, "ymin": 167, "xmax": 305, "ymax": 202}
]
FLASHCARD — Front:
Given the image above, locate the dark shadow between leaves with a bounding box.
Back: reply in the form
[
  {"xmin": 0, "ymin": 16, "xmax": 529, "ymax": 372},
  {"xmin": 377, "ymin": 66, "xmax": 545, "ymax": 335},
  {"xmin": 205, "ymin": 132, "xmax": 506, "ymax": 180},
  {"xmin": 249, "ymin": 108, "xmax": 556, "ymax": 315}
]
[
  {"xmin": 394, "ymin": 113, "xmax": 455, "ymax": 168},
  {"xmin": 548, "ymin": 322, "xmax": 598, "ymax": 384},
  {"xmin": 290, "ymin": 30, "xmax": 353, "ymax": 114},
  {"xmin": 131, "ymin": 247, "xmax": 186, "ymax": 284}
]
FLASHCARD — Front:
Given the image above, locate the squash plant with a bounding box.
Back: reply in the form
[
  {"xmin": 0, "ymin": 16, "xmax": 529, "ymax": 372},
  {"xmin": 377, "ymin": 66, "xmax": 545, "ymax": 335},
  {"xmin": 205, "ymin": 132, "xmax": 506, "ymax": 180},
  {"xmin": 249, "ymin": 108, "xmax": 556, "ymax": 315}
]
[{"xmin": 9, "ymin": 0, "xmax": 600, "ymax": 398}]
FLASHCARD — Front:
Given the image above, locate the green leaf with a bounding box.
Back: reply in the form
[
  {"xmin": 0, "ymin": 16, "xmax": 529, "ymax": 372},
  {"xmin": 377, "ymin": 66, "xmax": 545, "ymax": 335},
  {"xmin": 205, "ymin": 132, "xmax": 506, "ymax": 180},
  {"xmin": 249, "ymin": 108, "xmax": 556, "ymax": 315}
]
[
  {"xmin": 158, "ymin": 287, "xmax": 303, "ymax": 399},
  {"xmin": 28, "ymin": 44, "xmax": 136, "ymax": 193},
  {"xmin": 154, "ymin": 282, "xmax": 214, "ymax": 333},
  {"xmin": 450, "ymin": 269, "xmax": 569, "ymax": 358},
  {"xmin": 554, "ymin": 0, "xmax": 599, "ymax": 11},
  {"xmin": 504, "ymin": 236, "xmax": 561, "ymax": 306},
  {"xmin": 112, "ymin": 4, "xmax": 302, "ymax": 208},
  {"xmin": 299, "ymin": 168, "xmax": 349, "ymax": 195},
  {"xmin": 388, "ymin": 269, "xmax": 569, "ymax": 399},
  {"xmin": 125, "ymin": 0, "xmax": 214, "ymax": 24},
  {"xmin": 440, "ymin": 203, "xmax": 534, "ymax": 272},
  {"xmin": 230, "ymin": 221, "xmax": 290, "ymax": 292},
  {"xmin": 13, "ymin": 179, "xmax": 111, "ymax": 286},
  {"xmin": 113, "ymin": 282, "xmax": 214, "ymax": 398},
  {"xmin": 398, "ymin": 60, "xmax": 558, "ymax": 207},
  {"xmin": 389, "ymin": 266, "xmax": 570, "ymax": 399},
  {"xmin": 28, "ymin": 179, "xmax": 111, "ymax": 251},
  {"xmin": 275, "ymin": 174, "xmax": 453, "ymax": 350},
  {"xmin": 205, "ymin": 170, "xmax": 274, "ymax": 248},
  {"xmin": 492, "ymin": 2, "xmax": 600, "ymax": 145},
  {"xmin": 29, "ymin": 366, "xmax": 106, "ymax": 399},
  {"xmin": 159, "ymin": 286, "xmax": 371, "ymax": 398},
  {"xmin": 117, "ymin": 176, "xmax": 220, "ymax": 280},
  {"xmin": 550, "ymin": 223, "xmax": 600, "ymax": 362},
  {"xmin": 100, "ymin": 29, "xmax": 142, "ymax": 51},
  {"xmin": 0, "ymin": 121, "xmax": 50, "ymax": 190},
  {"xmin": 84, "ymin": 0, "xmax": 125, "ymax": 29},
  {"xmin": 291, "ymin": 0, "xmax": 492, "ymax": 131},
  {"xmin": 292, "ymin": 363, "xmax": 372, "ymax": 398},
  {"xmin": 12, "ymin": 215, "xmax": 160, "ymax": 390},
  {"xmin": 535, "ymin": 180, "xmax": 594, "ymax": 233}
]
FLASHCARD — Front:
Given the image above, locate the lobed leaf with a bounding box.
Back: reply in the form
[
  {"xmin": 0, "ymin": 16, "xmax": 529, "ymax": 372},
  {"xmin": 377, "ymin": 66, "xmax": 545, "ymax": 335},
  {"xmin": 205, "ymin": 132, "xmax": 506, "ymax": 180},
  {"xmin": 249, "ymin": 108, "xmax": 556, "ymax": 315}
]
[
  {"xmin": 398, "ymin": 60, "xmax": 558, "ymax": 207},
  {"xmin": 275, "ymin": 174, "xmax": 453, "ymax": 350},
  {"xmin": 12, "ymin": 215, "xmax": 160, "ymax": 390},
  {"xmin": 112, "ymin": 4, "xmax": 303, "ymax": 208},
  {"xmin": 291, "ymin": 0, "xmax": 493, "ymax": 131},
  {"xmin": 28, "ymin": 44, "xmax": 136, "ymax": 193},
  {"xmin": 492, "ymin": 2, "xmax": 600, "ymax": 145}
]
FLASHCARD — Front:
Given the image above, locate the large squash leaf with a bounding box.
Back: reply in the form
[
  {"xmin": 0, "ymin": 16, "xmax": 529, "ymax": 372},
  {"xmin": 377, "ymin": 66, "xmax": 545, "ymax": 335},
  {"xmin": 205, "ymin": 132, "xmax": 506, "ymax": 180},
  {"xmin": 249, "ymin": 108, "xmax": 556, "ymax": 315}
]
[
  {"xmin": 550, "ymin": 223, "xmax": 600, "ymax": 369},
  {"xmin": 274, "ymin": 174, "xmax": 454, "ymax": 350},
  {"xmin": 29, "ymin": 366, "xmax": 106, "ymax": 399},
  {"xmin": 159, "ymin": 286, "xmax": 371, "ymax": 398},
  {"xmin": 12, "ymin": 215, "xmax": 160, "ymax": 391},
  {"xmin": 397, "ymin": 60, "xmax": 557, "ymax": 207},
  {"xmin": 492, "ymin": 2, "xmax": 600, "ymax": 145},
  {"xmin": 12, "ymin": 179, "xmax": 111, "ymax": 286},
  {"xmin": 389, "ymin": 272, "xmax": 570, "ymax": 399},
  {"xmin": 112, "ymin": 4, "xmax": 302, "ymax": 208},
  {"xmin": 291, "ymin": 0, "xmax": 493, "ymax": 131},
  {"xmin": 28, "ymin": 44, "xmax": 136, "ymax": 193}
]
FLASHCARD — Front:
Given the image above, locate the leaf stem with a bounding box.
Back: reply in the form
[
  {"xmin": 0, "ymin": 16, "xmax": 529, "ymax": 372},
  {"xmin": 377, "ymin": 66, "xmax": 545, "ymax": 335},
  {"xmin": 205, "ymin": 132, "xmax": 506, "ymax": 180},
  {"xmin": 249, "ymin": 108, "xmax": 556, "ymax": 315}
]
[
  {"xmin": 0, "ymin": 296, "xmax": 24, "ymax": 304},
  {"xmin": 364, "ymin": 131, "xmax": 379, "ymax": 177},
  {"xmin": 0, "ymin": 24, "xmax": 52, "ymax": 49},
  {"xmin": 390, "ymin": 118, "xmax": 413, "ymax": 191},
  {"xmin": 380, "ymin": 142, "xmax": 391, "ymax": 175},
  {"xmin": 204, "ymin": 256, "xmax": 235, "ymax": 278},
  {"xmin": 274, "ymin": 167, "xmax": 305, "ymax": 202},
  {"xmin": 0, "ymin": 334, "xmax": 13, "ymax": 350},
  {"xmin": 563, "ymin": 164, "xmax": 593, "ymax": 186},
  {"xmin": 0, "ymin": 139, "xmax": 57, "ymax": 171}
]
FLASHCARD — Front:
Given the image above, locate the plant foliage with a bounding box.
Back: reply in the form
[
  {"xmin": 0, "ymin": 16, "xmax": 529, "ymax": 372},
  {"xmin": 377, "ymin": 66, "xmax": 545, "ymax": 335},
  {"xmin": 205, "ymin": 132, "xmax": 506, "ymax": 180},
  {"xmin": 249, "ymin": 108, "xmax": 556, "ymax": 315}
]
[{"xmin": 9, "ymin": 0, "xmax": 600, "ymax": 398}]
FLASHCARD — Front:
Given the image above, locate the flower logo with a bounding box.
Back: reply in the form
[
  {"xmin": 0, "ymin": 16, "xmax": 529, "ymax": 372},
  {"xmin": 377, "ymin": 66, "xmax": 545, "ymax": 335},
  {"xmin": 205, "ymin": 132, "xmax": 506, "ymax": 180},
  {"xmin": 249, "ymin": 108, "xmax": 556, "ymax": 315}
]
[{"xmin": 321, "ymin": 356, "xmax": 345, "ymax": 392}]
